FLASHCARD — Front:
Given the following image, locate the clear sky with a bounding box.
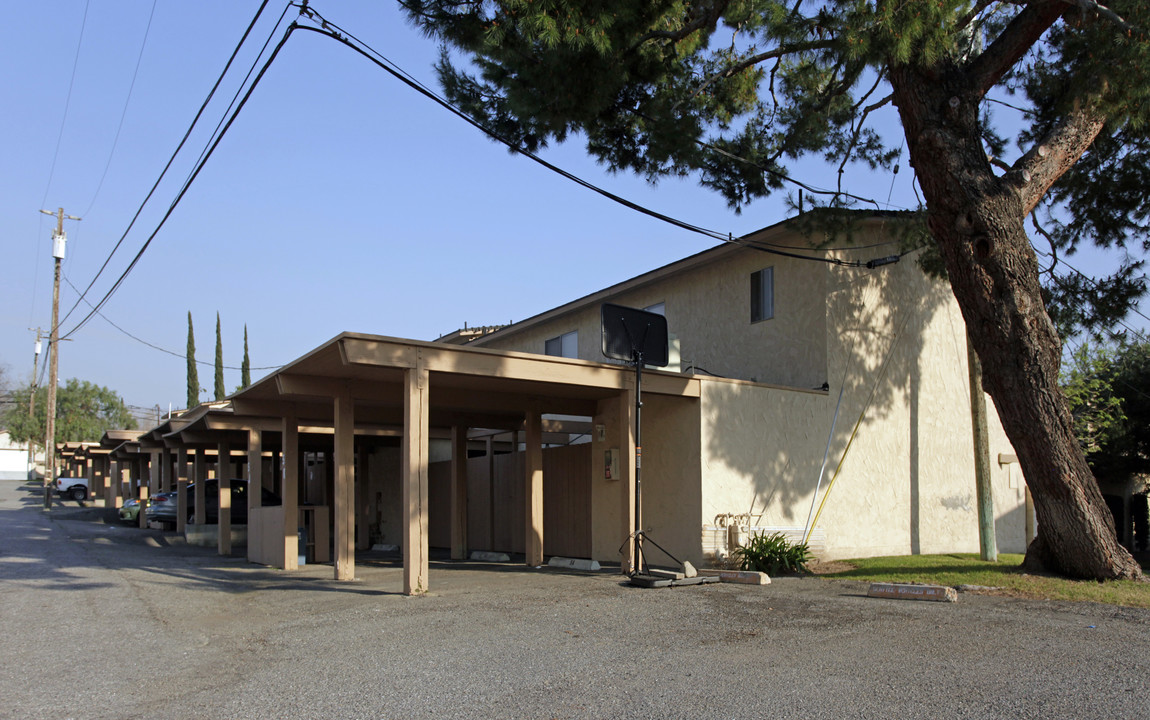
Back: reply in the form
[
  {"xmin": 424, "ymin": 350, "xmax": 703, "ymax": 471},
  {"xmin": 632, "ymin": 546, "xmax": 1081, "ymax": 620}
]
[{"xmin": 1, "ymin": 1, "xmax": 1144, "ymax": 420}]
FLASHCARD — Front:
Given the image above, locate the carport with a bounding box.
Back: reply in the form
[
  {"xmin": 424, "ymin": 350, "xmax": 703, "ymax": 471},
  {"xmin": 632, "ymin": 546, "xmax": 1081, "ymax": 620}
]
[{"xmin": 198, "ymin": 332, "xmax": 698, "ymax": 595}]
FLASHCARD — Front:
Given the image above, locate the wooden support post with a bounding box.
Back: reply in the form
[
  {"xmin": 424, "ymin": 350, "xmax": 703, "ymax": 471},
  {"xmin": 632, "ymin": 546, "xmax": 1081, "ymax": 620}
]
[
  {"xmin": 334, "ymin": 385, "xmax": 356, "ymax": 581},
  {"xmin": 107, "ymin": 460, "xmax": 120, "ymax": 508},
  {"xmin": 486, "ymin": 437, "xmax": 496, "ymax": 551},
  {"xmin": 619, "ymin": 387, "xmax": 637, "ymax": 575},
  {"xmin": 247, "ymin": 429, "xmax": 262, "ymax": 562},
  {"xmin": 217, "ymin": 441, "xmax": 232, "ymax": 556},
  {"xmin": 525, "ymin": 407, "xmax": 544, "ymax": 567},
  {"xmin": 282, "ymin": 412, "xmax": 299, "ymax": 570},
  {"xmin": 194, "ymin": 449, "xmax": 207, "ymax": 525},
  {"xmin": 92, "ymin": 457, "xmax": 106, "ymax": 506},
  {"xmin": 402, "ymin": 361, "xmax": 430, "ymax": 595},
  {"xmin": 148, "ymin": 450, "xmax": 161, "ymax": 496},
  {"xmin": 137, "ymin": 483, "xmax": 149, "ymax": 529},
  {"xmin": 451, "ymin": 425, "xmax": 469, "ymax": 561},
  {"xmin": 160, "ymin": 448, "xmax": 171, "ymax": 492},
  {"xmin": 176, "ymin": 447, "xmax": 189, "ymax": 535},
  {"xmin": 356, "ymin": 445, "xmax": 370, "ymax": 551}
]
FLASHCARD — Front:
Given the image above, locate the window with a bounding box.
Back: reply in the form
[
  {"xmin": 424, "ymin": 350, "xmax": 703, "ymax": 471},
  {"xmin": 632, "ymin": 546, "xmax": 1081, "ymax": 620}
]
[
  {"xmin": 750, "ymin": 267, "xmax": 774, "ymax": 323},
  {"xmin": 545, "ymin": 330, "xmax": 578, "ymax": 358},
  {"xmin": 644, "ymin": 301, "xmax": 665, "ymax": 316}
]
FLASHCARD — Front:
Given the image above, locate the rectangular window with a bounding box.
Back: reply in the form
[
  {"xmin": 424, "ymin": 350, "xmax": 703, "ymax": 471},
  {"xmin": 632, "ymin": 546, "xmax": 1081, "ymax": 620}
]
[
  {"xmin": 644, "ymin": 301, "xmax": 665, "ymax": 316},
  {"xmin": 750, "ymin": 267, "xmax": 774, "ymax": 323},
  {"xmin": 545, "ymin": 330, "xmax": 578, "ymax": 358}
]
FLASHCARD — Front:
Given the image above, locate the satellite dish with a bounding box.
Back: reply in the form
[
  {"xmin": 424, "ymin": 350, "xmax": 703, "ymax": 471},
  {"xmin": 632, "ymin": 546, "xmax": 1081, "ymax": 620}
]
[{"xmin": 600, "ymin": 303, "xmax": 669, "ymax": 367}]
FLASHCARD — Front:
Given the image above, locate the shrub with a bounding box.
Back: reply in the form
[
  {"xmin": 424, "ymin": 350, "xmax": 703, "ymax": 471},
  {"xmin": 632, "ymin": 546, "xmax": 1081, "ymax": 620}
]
[{"xmin": 734, "ymin": 532, "xmax": 812, "ymax": 575}]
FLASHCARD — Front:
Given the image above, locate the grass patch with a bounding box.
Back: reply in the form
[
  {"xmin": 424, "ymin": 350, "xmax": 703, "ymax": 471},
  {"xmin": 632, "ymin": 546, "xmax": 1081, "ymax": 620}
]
[{"xmin": 816, "ymin": 553, "xmax": 1150, "ymax": 608}]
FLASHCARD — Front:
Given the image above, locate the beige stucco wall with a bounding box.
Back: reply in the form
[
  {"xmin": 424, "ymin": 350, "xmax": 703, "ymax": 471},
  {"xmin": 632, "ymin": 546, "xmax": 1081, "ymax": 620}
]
[
  {"xmin": 474, "ymin": 221, "xmax": 1026, "ymax": 562},
  {"xmin": 698, "ymin": 240, "xmax": 1026, "ymax": 561},
  {"xmin": 476, "ymin": 241, "xmax": 830, "ymax": 389}
]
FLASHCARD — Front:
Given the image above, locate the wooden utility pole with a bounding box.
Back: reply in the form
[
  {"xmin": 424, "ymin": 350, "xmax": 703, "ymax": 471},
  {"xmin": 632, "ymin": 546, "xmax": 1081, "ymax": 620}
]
[
  {"xmin": 967, "ymin": 333, "xmax": 997, "ymax": 562},
  {"xmin": 39, "ymin": 207, "xmax": 80, "ymax": 510},
  {"xmin": 26, "ymin": 329, "xmax": 42, "ymax": 481}
]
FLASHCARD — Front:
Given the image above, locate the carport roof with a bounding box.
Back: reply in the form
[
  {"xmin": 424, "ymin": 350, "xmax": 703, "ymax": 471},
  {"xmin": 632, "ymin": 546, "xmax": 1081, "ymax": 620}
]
[{"xmin": 222, "ymin": 331, "xmax": 700, "ymax": 431}]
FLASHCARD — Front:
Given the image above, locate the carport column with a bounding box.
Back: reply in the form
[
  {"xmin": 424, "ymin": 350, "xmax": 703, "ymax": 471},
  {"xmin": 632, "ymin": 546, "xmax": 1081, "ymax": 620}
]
[
  {"xmin": 334, "ymin": 384, "xmax": 356, "ymax": 581},
  {"xmin": 281, "ymin": 412, "xmax": 299, "ymax": 571},
  {"xmin": 161, "ymin": 448, "xmax": 173, "ymax": 492},
  {"xmin": 176, "ymin": 447, "xmax": 189, "ymax": 535},
  {"xmin": 450, "ymin": 425, "xmax": 469, "ymax": 560},
  {"xmin": 619, "ymin": 386, "xmax": 637, "ymax": 575},
  {"xmin": 247, "ymin": 429, "xmax": 262, "ymax": 563},
  {"xmin": 193, "ymin": 448, "xmax": 208, "ymax": 525},
  {"xmin": 92, "ymin": 457, "xmax": 106, "ymax": 506},
  {"xmin": 525, "ymin": 407, "xmax": 544, "ymax": 567},
  {"xmin": 217, "ymin": 442, "xmax": 232, "ymax": 556},
  {"xmin": 402, "ymin": 360, "xmax": 430, "ymax": 595},
  {"xmin": 107, "ymin": 460, "xmax": 120, "ymax": 507},
  {"xmin": 148, "ymin": 450, "xmax": 161, "ymax": 496}
]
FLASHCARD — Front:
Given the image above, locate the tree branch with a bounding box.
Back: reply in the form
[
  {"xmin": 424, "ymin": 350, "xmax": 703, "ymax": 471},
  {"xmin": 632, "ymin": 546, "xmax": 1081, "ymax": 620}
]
[
  {"xmin": 966, "ymin": 0, "xmax": 1065, "ymax": 98},
  {"xmin": 1010, "ymin": 103, "xmax": 1107, "ymax": 216},
  {"xmin": 1059, "ymin": 0, "xmax": 1145, "ymax": 35},
  {"xmin": 630, "ymin": 0, "xmax": 728, "ymax": 51},
  {"xmin": 679, "ymin": 39, "xmax": 839, "ymax": 107}
]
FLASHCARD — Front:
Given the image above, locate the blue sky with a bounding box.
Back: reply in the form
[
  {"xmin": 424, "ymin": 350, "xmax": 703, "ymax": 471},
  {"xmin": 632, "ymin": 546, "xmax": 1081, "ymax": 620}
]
[{"xmin": 1, "ymin": 1, "xmax": 1144, "ymax": 416}]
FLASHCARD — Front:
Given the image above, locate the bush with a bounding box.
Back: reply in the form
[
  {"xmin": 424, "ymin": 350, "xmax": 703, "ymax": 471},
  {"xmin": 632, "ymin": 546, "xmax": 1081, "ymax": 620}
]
[{"xmin": 734, "ymin": 532, "xmax": 812, "ymax": 575}]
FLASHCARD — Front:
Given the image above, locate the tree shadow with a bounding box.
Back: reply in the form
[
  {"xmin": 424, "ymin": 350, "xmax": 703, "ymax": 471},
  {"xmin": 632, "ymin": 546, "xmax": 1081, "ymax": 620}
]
[{"xmin": 703, "ymin": 245, "xmax": 958, "ymax": 554}]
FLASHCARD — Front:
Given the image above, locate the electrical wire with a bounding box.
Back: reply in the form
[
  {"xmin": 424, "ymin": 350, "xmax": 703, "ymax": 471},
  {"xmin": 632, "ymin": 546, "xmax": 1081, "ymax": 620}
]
[
  {"xmin": 59, "ymin": 7, "xmax": 293, "ymax": 341},
  {"xmin": 56, "ymin": 0, "xmax": 279, "ymax": 332},
  {"xmin": 81, "ymin": 0, "xmax": 159, "ymax": 218},
  {"xmin": 293, "ymin": 9, "xmax": 916, "ymax": 270},
  {"xmin": 39, "ymin": 0, "xmax": 91, "ymax": 209},
  {"xmin": 61, "ymin": 272, "xmax": 281, "ymax": 371}
]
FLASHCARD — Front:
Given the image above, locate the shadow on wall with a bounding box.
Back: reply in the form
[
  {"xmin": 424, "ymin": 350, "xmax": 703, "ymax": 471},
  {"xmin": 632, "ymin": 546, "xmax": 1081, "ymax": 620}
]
[{"xmin": 704, "ymin": 251, "xmax": 957, "ymax": 550}]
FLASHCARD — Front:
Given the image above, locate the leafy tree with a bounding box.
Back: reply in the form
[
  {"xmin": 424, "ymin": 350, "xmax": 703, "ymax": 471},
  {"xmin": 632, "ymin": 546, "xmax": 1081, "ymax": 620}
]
[
  {"xmin": 241, "ymin": 324, "xmax": 251, "ymax": 390},
  {"xmin": 186, "ymin": 311, "xmax": 199, "ymax": 410},
  {"xmin": 2, "ymin": 378, "xmax": 135, "ymax": 445},
  {"xmin": 1064, "ymin": 340, "xmax": 1150, "ymax": 483},
  {"xmin": 401, "ymin": 0, "xmax": 1150, "ymax": 579},
  {"xmin": 214, "ymin": 312, "xmax": 225, "ymax": 401}
]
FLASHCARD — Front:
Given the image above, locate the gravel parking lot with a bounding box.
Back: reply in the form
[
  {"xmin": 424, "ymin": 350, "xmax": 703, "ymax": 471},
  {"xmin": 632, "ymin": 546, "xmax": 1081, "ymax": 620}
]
[{"xmin": 2, "ymin": 476, "xmax": 1148, "ymax": 720}]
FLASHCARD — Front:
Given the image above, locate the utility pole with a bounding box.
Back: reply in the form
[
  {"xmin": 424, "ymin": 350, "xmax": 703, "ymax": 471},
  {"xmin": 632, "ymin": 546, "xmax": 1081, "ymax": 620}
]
[
  {"xmin": 39, "ymin": 207, "xmax": 81, "ymax": 510},
  {"xmin": 26, "ymin": 329, "xmax": 42, "ymax": 481}
]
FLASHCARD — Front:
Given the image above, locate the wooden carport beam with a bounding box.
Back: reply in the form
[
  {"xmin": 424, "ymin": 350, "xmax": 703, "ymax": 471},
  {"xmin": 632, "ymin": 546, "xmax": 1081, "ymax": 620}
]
[
  {"xmin": 334, "ymin": 384, "xmax": 356, "ymax": 581},
  {"xmin": 450, "ymin": 425, "xmax": 468, "ymax": 560},
  {"xmin": 176, "ymin": 447, "xmax": 189, "ymax": 535},
  {"xmin": 525, "ymin": 407, "xmax": 544, "ymax": 567},
  {"xmin": 403, "ymin": 361, "xmax": 430, "ymax": 595}
]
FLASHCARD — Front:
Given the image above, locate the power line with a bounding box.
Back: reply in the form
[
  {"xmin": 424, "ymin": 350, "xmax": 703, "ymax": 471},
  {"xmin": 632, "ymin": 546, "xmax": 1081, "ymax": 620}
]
[
  {"xmin": 39, "ymin": 0, "xmax": 91, "ymax": 209},
  {"xmin": 59, "ymin": 20, "xmax": 294, "ymax": 342},
  {"xmin": 56, "ymin": 0, "xmax": 280, "ymax": 333},
  {"xmin": 294, "ymin": 10, "xmax": 916, "ymax": 268},
  {"xmin": 81, "ymin": 0, "xmax": 159, "ymax": 217},
  {"xmin": 61, "ymin": 271, "xmax": 281, "ymax": 372}
]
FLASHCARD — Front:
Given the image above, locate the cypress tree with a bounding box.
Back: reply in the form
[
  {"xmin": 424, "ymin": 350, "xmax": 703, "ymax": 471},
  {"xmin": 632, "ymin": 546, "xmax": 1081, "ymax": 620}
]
[
  {"xmin": 214, "ymin": 312, "xmax": 225, "ymax": 401},
  {"xmin": 186, "ymin": 312, "xmax": 199, "ymax": 409},
  {"xmin": 241, "ymin": 325, "xmax": 251, "ymax": 390}
]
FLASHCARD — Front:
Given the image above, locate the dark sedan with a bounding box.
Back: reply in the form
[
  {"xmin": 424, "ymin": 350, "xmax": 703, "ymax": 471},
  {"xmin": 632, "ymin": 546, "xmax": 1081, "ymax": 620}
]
[{"xmin": 145, "ymin": 479, "xmax": 280, "ymax": 526}]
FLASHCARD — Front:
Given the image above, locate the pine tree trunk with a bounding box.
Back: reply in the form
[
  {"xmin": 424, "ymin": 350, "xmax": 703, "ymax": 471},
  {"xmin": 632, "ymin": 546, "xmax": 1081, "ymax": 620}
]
[{"xmin": 889, "ymin": 65, "xmax": 1142, "ymax": 580}]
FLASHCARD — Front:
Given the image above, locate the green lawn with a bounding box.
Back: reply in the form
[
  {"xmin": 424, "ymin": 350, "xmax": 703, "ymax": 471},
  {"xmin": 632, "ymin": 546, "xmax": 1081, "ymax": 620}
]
[{"xmin": 816, "ymin": 553, "xmax": 1150, "ymax": 608}]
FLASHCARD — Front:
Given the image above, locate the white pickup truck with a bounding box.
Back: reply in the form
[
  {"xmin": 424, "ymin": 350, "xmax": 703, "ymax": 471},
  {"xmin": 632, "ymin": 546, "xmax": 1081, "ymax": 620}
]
[{"xmin": 55, "ymin": 476, "xmax": 89, "ymax": 501}]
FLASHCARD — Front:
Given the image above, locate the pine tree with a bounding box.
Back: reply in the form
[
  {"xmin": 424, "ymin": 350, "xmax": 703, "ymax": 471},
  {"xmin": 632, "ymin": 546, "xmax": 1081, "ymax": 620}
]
[
  {"xmin": 186, "ymin": 312, "xmax": 199, "ymax": 410},
  {"xmin": 214, "ymin": 312, "xmax": 225, "ymax": 401},
  {"xmin": 402, "ymin": 0, "xmax": 1150, "ymax": 579},
  {"xmin": 241, "ymin": 325, "xmax": 251, "ymax": 390}
]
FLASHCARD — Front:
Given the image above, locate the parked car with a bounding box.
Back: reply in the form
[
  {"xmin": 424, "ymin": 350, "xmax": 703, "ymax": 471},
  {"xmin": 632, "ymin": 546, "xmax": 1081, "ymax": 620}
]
[
  {"xmin": 144, "ymin": 479, "xmax": 280, "ymax": 526},
  {"xmin": 119, "ymin": 497, "xmax": 145, "ymax": 523},
  {"xmin": 143, "ymin": 492, "xmax": 179, "ymax": 526},
  {"xmin": 55, "ymin": 476, "xmax": 88, "ymax": 502}
]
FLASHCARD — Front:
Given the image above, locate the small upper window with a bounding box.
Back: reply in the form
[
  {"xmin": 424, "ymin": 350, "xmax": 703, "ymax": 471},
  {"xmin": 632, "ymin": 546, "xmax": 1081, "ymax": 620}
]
[
  {"xmin": 644, "ymin": 302, "xmax": 665, "ymax": 316},
  {"xmin": 750, "ymin": 267, "xmax": 774, "ymax": 323},
  {"xmin": 545, "ymin": 330, "xmax": 578, "ymax": 358}
]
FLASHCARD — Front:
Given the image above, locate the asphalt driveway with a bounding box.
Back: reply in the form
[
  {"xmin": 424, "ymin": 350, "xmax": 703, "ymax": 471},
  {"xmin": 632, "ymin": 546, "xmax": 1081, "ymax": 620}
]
[{"xmin": 2, "ymin": 477, "xmax": 1147, "ymax": 719}]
